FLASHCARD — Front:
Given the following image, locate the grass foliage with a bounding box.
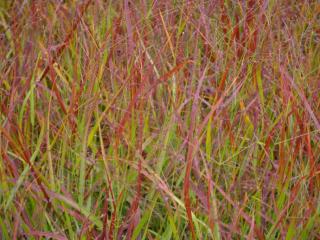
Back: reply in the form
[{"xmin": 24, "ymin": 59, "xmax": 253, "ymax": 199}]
[{"xmin": 0, "ymin": 0, "xmax": 320, "ymax": 239}]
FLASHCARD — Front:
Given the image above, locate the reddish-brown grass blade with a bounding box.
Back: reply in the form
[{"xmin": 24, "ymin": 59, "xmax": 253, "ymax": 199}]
[
  {"xmin": 38, "ymin": 0, "xmax": 93, "ymax": 83},
  {"xmin": 280, "ymin": 66, "xmax": 320, "ymax": 131}
]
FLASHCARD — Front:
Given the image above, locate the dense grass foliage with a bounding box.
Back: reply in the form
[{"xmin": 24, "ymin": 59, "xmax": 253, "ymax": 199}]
[{"xmin": 0, "ymin": 0, "xmax": 320, "ymax": 239}]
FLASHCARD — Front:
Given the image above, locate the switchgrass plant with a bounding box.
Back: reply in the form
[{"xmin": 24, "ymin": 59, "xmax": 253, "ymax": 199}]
[{"xmin": 0, "ymin": 0, "xmax": 319, "ymax": 239}]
